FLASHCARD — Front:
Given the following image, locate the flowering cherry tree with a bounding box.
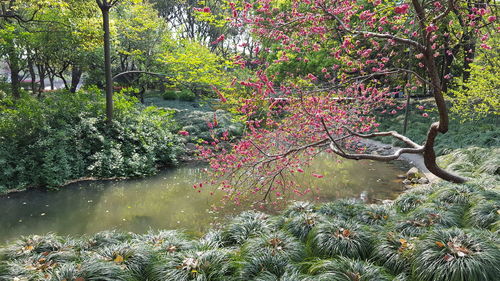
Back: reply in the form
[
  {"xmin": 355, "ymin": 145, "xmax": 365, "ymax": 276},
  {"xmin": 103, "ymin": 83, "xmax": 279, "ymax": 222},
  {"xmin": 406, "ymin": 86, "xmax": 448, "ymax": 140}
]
[{"xmin": 198, "ymin": 0, "xmax": 498, "ymax": 203}]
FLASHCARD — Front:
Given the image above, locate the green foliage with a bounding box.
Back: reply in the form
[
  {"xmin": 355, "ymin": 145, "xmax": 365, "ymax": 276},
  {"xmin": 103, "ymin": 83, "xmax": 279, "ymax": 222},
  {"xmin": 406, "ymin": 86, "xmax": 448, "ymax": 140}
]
[
  {"xmin": 448, "ymin": 35, "xmax": 500, "ymax": 121},
  {"xmin": 0, "ymin": 89, "xmax": 182, "ymax": 193},
  {"xmin": 375, "ymin": 100, "xmax": 500, "ymax": 156},
  {"xmin": 413, "ymin": 228, "xmax": 500, "ymax": 281},
  {"xmin": 162, "ymin": 89, "xmax": 197, "ymax": 101}
]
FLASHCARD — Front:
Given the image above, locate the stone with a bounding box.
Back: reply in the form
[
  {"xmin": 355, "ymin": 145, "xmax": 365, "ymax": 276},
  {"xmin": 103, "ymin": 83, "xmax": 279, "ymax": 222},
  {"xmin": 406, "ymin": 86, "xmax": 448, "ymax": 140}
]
[
  {"xmin": 383, "ymin": 145, "xmax": 392, "ymax": 150},
  {"xmin": 418, "ymin": 178, "xmax": 430, "ymax": 184},
  {"xmin": 406, "ymin": 167, "xmax": 420, "ymax": 179},
  {"xmin": 382, "ymin": 200, "xmax": 394, "ymax": 205},
  {"xmin": 185, "ymin": 143, "xmax": 198, "ymax": 151},
  {"xmin": 402, "ymin": 179, "xmax": 412, "ymax": 185}
]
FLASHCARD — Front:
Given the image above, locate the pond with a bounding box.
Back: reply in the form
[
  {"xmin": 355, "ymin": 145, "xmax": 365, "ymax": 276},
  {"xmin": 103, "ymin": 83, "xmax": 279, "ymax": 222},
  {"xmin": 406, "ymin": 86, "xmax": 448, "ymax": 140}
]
[{"xmin": 0, "ymin": 156, "xmax": 408, "ymax": 243}]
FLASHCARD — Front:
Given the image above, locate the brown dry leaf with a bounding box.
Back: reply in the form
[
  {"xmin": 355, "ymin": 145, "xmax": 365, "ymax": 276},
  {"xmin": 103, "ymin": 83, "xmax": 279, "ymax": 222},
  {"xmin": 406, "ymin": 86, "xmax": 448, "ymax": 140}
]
[
  {"xmin": 114, "ymin": 255, "xmax": 124, "ymax": 263},
  {"xmin": 435, "ymin": 241, "xmax": 445, "ymax": 248},
  {"xmin": 342, "ymin": 229, "xmax": 351, "ymax": 237},
  {"xmin": 75, "ymin": 277, "xmax": 85, "ymax": 281},
  {"xmin": 443, "ymin": 254, "xmax": 455, "ymax": 262}
]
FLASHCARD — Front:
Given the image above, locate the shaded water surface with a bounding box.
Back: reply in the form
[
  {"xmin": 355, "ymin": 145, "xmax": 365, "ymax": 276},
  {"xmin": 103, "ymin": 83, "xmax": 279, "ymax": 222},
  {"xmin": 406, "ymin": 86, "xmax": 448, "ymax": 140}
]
[{"xmin": 0, "ymin": 157, "xmax": 407, "ymax": 243}]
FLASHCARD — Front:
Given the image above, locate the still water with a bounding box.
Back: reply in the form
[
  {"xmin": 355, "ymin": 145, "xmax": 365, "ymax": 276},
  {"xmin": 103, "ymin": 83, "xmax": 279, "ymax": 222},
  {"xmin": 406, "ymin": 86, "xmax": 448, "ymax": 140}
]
[{"xmin": 0, "ymin": 157, "xmax": 407, "ymax": 243}]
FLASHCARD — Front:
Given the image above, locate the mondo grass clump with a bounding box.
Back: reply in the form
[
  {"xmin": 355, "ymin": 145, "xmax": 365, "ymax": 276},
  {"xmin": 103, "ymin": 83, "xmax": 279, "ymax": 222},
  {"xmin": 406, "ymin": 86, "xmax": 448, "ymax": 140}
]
[
  {"xmin": 0, "ymin": 172, "xmax": 498, "ymax": 281},
  {"xmin": 148, "ymin": 249, "xmax": 234, "ymax": 281},
  {"xmin": 413, "ymin": 228, "xmax": 500, "ymax": 281},
  {"xmin": 308, "ymin": 220, "xmax": 373, "ymax": 259},
  {"xmin": 241, "ymin": 231, "xmax": 305, "ymax": 261},
  {"xmin": 221, "ymin": 211, "xmax": 274, "ymax": 245},
  {"xmin": 307, "ymin": 257, "xmax": 393, "ymax": 281},
  {"xmin": 374, "ymin": 232, "xmax": 415, "ymax": 274}
]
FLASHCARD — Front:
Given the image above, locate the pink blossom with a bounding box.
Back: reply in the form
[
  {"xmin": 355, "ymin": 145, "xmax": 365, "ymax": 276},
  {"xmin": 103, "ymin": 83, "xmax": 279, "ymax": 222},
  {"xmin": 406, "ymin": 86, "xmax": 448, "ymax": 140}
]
[
  {"xmin": 480, "ymin": 44, "xmax": 492, "ymax": 50},
  {"xmin": 312, "ymin": 173, "xmax": 324, "ymax": 178},
  {"xmin": 394, "ymin": 4, "xmax": 409, "ymax": 14},
  {"xmin": 178, "ymin": 130, "xmax": 189, "ymax": 136},
  {"xmin": 488, "ymin": 16, "xmax": 496, "ymax": 22},
  {"xmin": 307, "ymin": 73, "xmax": 317, "ymax": 81},
  {"xmin": 422, "ymin": 113, "xmax": 429, "ymax": 117}
]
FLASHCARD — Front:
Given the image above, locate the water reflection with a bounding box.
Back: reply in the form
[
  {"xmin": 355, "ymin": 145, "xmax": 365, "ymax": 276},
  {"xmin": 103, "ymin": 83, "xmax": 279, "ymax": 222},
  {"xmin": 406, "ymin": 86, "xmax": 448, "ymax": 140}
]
[{"xmin": 0, "ymin": 157, "xmax": 407, "ymax": 243}]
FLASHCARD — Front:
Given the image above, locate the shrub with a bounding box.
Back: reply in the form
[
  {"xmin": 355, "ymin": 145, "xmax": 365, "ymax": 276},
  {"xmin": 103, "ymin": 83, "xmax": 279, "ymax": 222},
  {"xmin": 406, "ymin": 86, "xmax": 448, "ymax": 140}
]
[
  {"xmin": 162, "ymin": 90, "xmax": 178, "ymax": 100},
  {"xmin": 0, "ymin": 90, "xmax": 182, "ymax": 192},
  {"xmin": 309, "ymin": 220, "xmax": 373, "ymax": 259},
  {"xmin": 412, "ymin": 228, "xmax": 500, "ymax": 281},
  {"xmin": 178, "ymin": 89, "xmax": 196, "ymax": 102}
]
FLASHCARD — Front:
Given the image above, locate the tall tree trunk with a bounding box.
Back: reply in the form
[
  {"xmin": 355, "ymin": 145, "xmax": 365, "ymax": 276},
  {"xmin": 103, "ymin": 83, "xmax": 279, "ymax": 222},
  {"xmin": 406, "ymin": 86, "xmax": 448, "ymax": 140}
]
[
  {"xmin": 98, "ymin": 1, "xmax": 114, "ymax": 123},
  {"xmin": 7, "ymin": 43, "xmax": 20, "ymax": 99},
  {"xmin": 70, "ymin": 65, "xmax": 83, "ymax": 93}
]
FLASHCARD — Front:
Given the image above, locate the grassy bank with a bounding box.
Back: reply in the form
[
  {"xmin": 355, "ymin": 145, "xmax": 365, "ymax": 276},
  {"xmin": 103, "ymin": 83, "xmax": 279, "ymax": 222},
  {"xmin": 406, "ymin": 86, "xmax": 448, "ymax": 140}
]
[
  {"xmin": 0, "ymin": 147, "xmax": 498, "ymax": 281},
  {"xmin": 0, "ymin": 89, "xmax": 183, "ymax": 194},
  {"xmin": 375, "ymin": 99, "xmax": 499, "ymax": 155}
]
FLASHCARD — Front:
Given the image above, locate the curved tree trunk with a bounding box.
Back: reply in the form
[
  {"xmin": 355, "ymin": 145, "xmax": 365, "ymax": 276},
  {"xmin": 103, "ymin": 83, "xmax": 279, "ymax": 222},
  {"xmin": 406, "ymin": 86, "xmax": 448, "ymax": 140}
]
[{"xmin": 412, "ymin": 0, "xmax": 468, "ymax": 183}]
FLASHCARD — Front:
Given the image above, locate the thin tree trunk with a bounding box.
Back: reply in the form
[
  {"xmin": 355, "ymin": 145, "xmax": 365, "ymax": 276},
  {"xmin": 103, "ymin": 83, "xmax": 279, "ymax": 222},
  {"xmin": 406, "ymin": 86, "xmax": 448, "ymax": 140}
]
[
  {"xmin": 28, "ymin": 59, "xmax": 37, "ymax": 96},
  {"xmin": 37, "ymin": 64, "xmax": 45, "ymax": 95},
  {"xmin": 70, "ymin": 65, "xmax": 83, "ymax": 93},
  {"xmin": 49, "ymin": 75, "xmax": 54, "ymax": 90}
]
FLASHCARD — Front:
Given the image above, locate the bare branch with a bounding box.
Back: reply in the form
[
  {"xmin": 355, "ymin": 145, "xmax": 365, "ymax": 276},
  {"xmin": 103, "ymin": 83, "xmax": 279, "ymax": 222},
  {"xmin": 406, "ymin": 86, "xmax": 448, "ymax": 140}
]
[
  {"xmin": 432, "ymin": 0, "xmax": 455, "ymax": 23},
  {"xmin": 329, "ymin": 142, "xmax": 424, "ymax": 161},
  {"xmin": 342, "ymin": 126, "xmax": 423, "ymax": 149}
]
